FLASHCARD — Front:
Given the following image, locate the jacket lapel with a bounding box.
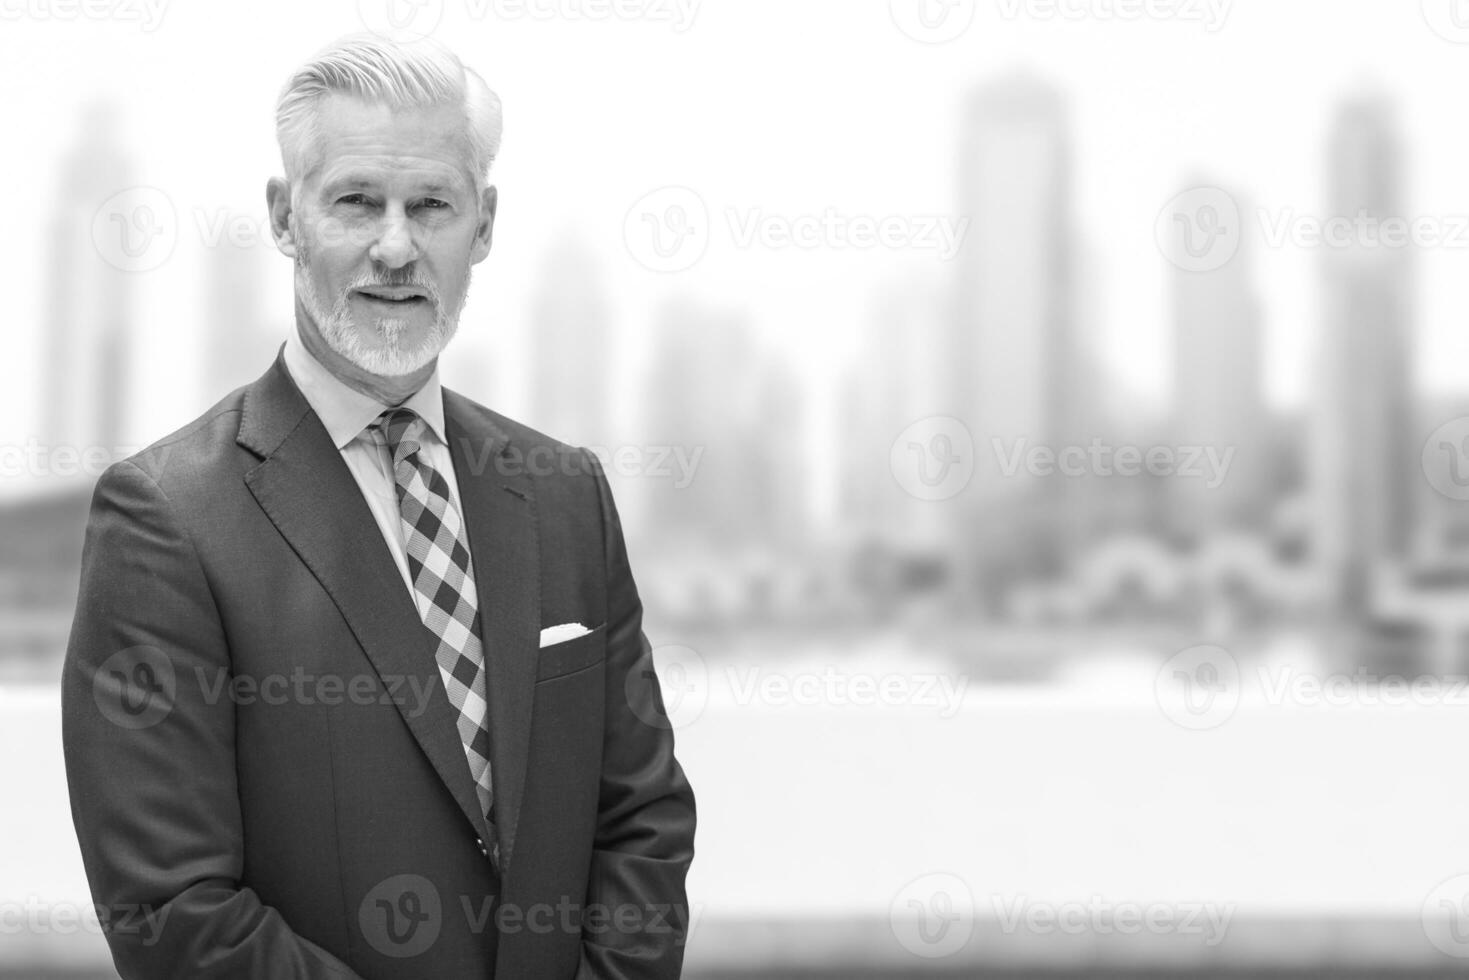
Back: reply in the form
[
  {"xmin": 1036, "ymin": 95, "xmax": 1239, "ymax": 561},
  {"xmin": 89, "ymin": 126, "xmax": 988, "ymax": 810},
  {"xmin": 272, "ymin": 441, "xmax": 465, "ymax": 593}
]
[
  {"xmin": 444, "ymin": 390, "xmax": 540, "ymax": 875},
  {"xmin": 237, "ymin": 353, "xmax": 494, "ymax": 849}
]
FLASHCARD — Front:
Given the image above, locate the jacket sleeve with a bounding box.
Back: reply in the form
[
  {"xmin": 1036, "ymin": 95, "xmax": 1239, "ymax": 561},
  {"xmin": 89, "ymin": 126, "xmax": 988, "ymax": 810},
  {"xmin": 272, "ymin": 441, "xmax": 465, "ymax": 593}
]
[
  {"xmin": 575, "ymin": 450, "xmax": 698, "ymax": 980},
  {"xmin": 60, "ymin": 459, "xmax": 365, "ymax": 980}
]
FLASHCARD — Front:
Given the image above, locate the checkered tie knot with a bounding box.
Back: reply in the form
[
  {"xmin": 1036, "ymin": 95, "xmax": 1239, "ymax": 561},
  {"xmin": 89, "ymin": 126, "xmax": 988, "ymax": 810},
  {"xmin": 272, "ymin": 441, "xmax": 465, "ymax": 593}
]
[{"xmin": 370, "ymin": 407, "xmax": 495, "ymax": 824}]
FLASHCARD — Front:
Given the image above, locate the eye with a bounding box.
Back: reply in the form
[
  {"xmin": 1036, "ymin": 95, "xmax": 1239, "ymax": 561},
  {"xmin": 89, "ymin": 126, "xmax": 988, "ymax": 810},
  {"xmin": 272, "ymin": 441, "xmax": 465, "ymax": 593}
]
[
  {"xmin": 336, "ymin": 193, "xmax": 372, "ymax": 206},
  {"xmin": 417, "ymin": 198, "xmax": 450, "ymax": 210}
]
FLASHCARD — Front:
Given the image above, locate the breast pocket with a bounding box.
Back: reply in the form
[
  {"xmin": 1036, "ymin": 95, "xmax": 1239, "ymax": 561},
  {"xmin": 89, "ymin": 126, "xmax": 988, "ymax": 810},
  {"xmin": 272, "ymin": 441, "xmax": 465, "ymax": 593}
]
[{"xmin": 534, "ymin": 622, "xmax": 607, "ymax": 682}]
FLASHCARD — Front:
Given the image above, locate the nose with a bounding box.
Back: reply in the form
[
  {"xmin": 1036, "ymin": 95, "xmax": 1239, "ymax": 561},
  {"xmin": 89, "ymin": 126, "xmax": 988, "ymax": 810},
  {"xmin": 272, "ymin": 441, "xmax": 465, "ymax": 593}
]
[{"xmin": 368, "ymin": 203, "xmax": 419, "ymax": 269}]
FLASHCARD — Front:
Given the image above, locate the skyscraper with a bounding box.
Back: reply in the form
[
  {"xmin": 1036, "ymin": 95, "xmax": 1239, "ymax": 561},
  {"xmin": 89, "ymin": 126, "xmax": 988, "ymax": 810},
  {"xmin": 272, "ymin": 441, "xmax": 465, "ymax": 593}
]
[
  {"xmin": 527, "ymin": 236, "xmax": 612, "ymax": 447},
  {"xmin": 42, "ymin": 102, "xmax": 136, "ymax": 465},
  {"xmin": 642, "ymin": 295, "xmax": 804, "ymax": 549},
  {"xmin": 1168, "ymin": 181, "xmax": 1267, "ymax": 543},
  {"xmin": 203, "ymin": 216, "xmax": 277, "ymax": 398},
  {"xmin": 953, "ymin": 73, "xmax": 1082, "ymax": 585},
  {"xmin": 1311, "ymin": 91, "xmax": 1415, "ymax": 614},
  {"xmin": 838, "ymin": 275, "xmax": 951, "ymax": 550}
]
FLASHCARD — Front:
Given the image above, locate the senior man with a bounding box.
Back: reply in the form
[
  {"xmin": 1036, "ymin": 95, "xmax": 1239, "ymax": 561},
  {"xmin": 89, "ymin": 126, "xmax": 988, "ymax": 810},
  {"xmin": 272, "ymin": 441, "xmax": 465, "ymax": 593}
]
[{"xmin": 61, "ymin": 34, "xmax": 695, "ymax": 980}]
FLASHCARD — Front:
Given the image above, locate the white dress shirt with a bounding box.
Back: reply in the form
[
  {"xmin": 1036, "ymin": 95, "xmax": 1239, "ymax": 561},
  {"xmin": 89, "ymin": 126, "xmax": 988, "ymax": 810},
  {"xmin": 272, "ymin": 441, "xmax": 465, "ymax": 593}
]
[{"xmin": 282, "ymin": 331, "xmax": 471, "ymax": 619}]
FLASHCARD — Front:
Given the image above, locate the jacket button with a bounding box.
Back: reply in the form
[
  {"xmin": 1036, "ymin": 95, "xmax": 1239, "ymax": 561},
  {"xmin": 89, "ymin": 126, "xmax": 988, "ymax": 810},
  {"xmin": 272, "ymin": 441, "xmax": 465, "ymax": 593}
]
[{"xmin": 475, "ymin": 836, "xmax": 488, "ymax": 858}]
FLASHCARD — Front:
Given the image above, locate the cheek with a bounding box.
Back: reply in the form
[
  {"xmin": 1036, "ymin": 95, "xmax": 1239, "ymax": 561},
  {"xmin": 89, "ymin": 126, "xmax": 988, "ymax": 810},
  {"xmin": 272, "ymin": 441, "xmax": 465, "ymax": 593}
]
[
  {"xmin": 439, "ymin": 268, "xmax": 473, "ymax": 309},
  {"xmin": 424, "ymin": 248, "xmax": 475, "ymax": 294},
  {"xmin": 305, "ymin": 247, "xmax": 360, "ymax": 292}
]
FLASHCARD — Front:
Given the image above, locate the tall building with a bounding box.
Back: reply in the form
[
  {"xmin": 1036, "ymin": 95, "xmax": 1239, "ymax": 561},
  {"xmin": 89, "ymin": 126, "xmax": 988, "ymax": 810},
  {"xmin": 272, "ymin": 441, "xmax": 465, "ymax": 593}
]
[
  {"xmin": 1168, "ymin": 181, "xmax": 1268, "ymax": 543},
  {"xmin": 1311, "ymin": 92, "xmax": 1415, "ymax": 613},
  {"xmin": 838, "ymin": 275, "xmax": 951, "ymax": 550},
  {"xmin": 42, "ymin": 102, "xmax": 136, "ymax": 463},
  {"xmin": 5, "ymin": 102, "xmax": 139, "ymax": 670},
  {"xmin": 952, "ymin": 73, "xmax": 1084, "ymax": 587},
  {"xmin": 527, "ymin": 236, "xmax": 612, "ymax": 447},
  {"xmin": 641, "ymin": 296, "xmax": 803, "ymax": 549},
  {"xmin": 203, "ymin": 218, "xmax": 278, "ymax": 398}
]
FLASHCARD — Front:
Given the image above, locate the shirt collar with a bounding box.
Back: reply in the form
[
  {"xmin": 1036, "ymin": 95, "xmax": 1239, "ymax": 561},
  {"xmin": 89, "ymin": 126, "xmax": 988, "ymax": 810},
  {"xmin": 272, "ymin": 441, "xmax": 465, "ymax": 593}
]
[{"xmin": 283, "ymin": 329, "xmax": 449, "ymax": 450}]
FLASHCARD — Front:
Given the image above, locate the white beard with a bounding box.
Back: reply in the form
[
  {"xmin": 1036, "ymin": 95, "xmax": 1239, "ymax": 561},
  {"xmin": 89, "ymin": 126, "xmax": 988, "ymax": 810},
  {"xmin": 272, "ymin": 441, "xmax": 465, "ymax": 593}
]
[{"xmin": 295, "ymin": 251, "xmax": 470, "ymax": 378}]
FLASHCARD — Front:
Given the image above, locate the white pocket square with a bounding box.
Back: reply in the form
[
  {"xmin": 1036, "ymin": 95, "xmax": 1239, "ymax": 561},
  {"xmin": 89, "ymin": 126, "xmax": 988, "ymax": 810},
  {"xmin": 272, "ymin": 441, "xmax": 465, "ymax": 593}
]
[{"xmin": 539, "ymin": 623, "xmax": 591, "ymax": 648}]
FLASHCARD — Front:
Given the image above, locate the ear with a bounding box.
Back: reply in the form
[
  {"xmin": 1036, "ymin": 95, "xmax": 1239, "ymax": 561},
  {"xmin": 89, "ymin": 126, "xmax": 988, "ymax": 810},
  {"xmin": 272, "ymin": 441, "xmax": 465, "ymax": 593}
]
[
  {"xmin": 470, "ymin": 184, "xmax": 497, "ymax": 265},
  {"xmin": 266, "ymin": 177, "xmax": 298, "ymax": 259}
]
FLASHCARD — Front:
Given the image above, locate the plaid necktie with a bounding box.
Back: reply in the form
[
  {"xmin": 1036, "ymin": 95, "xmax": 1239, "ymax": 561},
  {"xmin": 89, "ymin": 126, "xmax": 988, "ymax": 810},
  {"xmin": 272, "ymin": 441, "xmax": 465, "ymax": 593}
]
[{"xmin": 370, "ymin": 407, "xmax": 495, "ymax": 826}]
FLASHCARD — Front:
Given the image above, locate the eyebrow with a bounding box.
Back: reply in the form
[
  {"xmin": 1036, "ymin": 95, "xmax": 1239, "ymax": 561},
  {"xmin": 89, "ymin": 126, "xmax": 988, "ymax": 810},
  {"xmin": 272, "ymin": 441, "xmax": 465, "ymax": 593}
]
[{"xmin": 320, "ymin": 176, "xmax": 466, "ymax": 198}]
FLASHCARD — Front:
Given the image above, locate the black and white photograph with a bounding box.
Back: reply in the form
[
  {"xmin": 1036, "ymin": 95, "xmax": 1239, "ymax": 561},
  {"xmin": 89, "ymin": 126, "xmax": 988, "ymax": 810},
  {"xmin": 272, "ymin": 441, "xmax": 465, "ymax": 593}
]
[{"xmin": 5, "ymin": 1, "xmax": 1469, "ymax": 977}]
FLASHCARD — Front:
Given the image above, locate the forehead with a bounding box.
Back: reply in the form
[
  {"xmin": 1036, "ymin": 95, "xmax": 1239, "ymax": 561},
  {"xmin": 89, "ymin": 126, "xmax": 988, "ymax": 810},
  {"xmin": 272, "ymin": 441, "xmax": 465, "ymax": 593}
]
[{"xmin": 305, "ymin": 93, "xmax": 475, "ymax": 193}]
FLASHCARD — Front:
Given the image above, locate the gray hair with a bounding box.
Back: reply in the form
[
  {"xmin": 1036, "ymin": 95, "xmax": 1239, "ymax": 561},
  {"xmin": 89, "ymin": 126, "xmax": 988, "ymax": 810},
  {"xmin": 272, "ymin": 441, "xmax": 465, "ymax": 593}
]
[{"xmin": 275, "ymin": 34, "xmax": 502, "ymax": 193}]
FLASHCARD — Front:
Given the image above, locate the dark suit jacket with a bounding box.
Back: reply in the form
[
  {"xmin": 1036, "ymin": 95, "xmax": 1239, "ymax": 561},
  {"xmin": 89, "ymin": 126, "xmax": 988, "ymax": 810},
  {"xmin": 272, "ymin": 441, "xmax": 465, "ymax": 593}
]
[{"xmin": 61, "ymin": 352, "xmax": 697, "ymax": 979}]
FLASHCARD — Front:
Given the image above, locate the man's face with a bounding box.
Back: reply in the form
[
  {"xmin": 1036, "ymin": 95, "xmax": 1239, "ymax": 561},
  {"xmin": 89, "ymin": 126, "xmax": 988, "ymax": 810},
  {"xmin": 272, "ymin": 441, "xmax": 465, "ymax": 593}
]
[{"xmin": 285, "ymin": 93, "xmax": 495, "ymax": 377}]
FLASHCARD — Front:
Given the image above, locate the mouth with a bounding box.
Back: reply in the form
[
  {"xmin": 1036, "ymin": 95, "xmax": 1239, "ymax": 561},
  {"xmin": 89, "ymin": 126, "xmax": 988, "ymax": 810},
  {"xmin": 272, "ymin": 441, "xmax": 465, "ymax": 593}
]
[{"xmin": 353, "ymin": 287, "xmax": 431, "ymax": 308}]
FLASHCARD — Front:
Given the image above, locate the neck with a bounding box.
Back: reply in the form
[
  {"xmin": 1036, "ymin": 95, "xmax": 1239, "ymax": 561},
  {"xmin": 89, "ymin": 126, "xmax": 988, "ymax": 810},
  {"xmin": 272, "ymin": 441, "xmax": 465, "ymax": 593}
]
[{"xmin": 294, "ymin": 298, "xmax": 435, "ymax": 406}]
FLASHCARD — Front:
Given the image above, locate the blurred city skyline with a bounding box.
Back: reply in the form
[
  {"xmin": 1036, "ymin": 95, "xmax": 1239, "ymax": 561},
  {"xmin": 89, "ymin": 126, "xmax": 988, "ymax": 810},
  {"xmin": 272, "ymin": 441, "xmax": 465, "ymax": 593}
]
[
  {"xmin": 11, "ymin": 52, "xmax": 1469, "ymax": 668},
  {"xmin": 11, "ymin": 4, "xmax": 1469, "ymax": 465},
  {"xmin": 11, "ymin": 68, "xmax": 1469, "ymax": 463},
  {"xmin": 15, "ymin": 5, "xmax": 1469, "ymax": 977}
]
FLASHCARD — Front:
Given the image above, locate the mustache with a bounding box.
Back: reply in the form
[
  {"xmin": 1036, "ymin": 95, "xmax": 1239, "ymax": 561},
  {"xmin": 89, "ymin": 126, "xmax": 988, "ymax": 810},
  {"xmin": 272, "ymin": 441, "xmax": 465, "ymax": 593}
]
[{"xmin": 340, "ymin": 270, "xmax": 443, "ymax": 307}]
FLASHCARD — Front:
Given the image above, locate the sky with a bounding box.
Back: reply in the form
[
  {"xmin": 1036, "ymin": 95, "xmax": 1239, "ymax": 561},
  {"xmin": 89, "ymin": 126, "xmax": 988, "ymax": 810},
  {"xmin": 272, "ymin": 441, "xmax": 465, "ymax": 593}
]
[{"xmin": 5, "ymin": 0, "xmax": 1469, "ymax": 459}]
